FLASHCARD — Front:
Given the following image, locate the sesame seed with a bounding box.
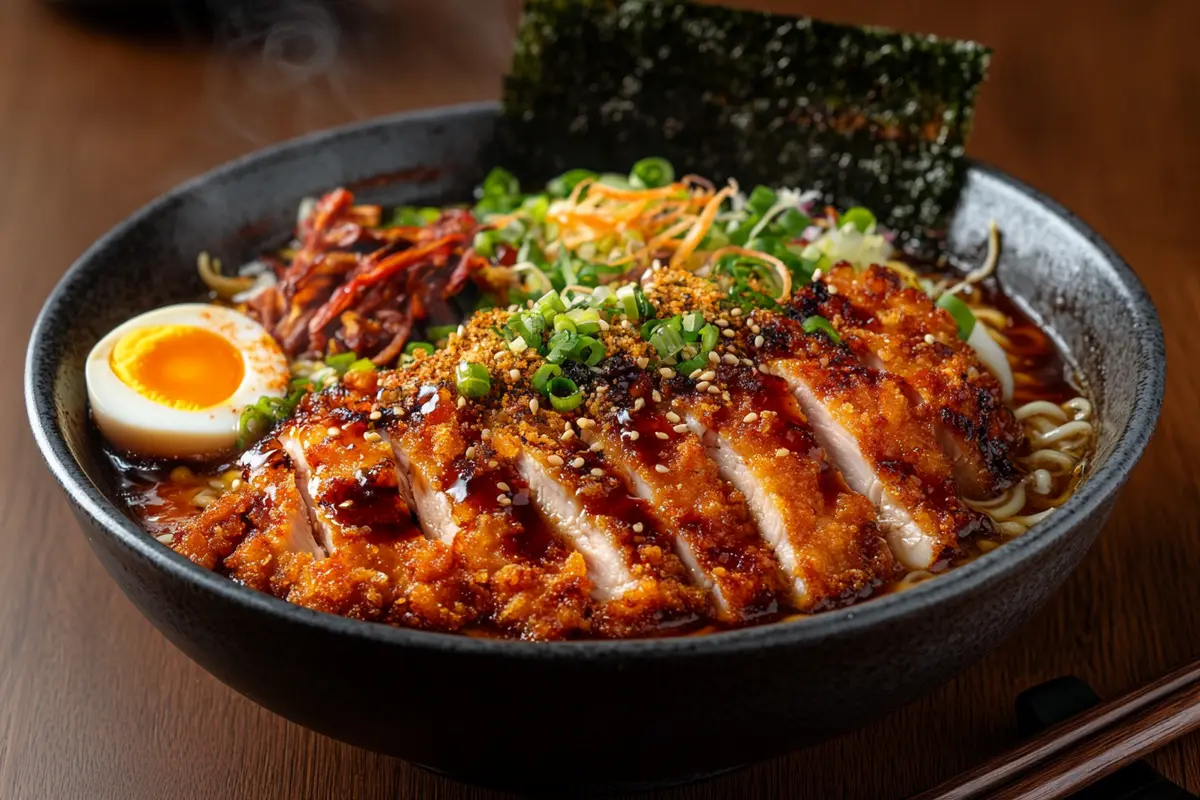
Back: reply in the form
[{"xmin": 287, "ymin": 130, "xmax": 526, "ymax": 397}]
[
  {"xmin": 636, "ymin": 357, "xmax": 650, "ymax": 369},
  {"xmin": 689, "ymin": 369, "xmax": 703, "ymax": 379},
  {"xmin": 812, "ymin": 269, "xmax": 823, "ymax": 281},
  {"xmin": 696, "ymin": 381, "xmax": 711, "ymax": 392},
  {"xmin": 497, "ymin": 495, "xmax": 512, "ymax": 506},
  {"xmin": 230, "ymin": 479, "xmax": 243, "ymax": 491},
  {"xmin": 722, "ymin": 328, "xmax": 736, "ymax": 339},
  {"xmin": 497, "ymin": 482, "xmax": 511, "ymax": 492},
  {"xmin": 571, "ymin": 457, "xmax": 586, "ymax": 469},
  {"xmin": 751, "ymin": 324, "xmax": 761, "ymax": 334},
  {"xmin": 509, "ymin": 369, "xmax": 521, "ymax": 380},
  {"xmin": 655, "ymin": 464, "xmax": 670, "ymax": 473},
  {"xmin": 632, "ymin": 522, "xmax": 644, "ymax": 533},
  {"xmin": 529, "ymin": 398, "xmax": 539, "ymax": 413},
  {"xmin": 924, "ymin": 334, "xmax": 936, "ymax": 345},
  {"xmin": 633, "ymin": 397, "xmax": 646, "ymax": 411},
  {"xmin": 339, "ymin": 500, "xmax": 354, "ymax": 508},
  {"xmin": 673, "ymin": 424, "xmax": 688, "ymax": 433},
  {"xmin": 707, "ymin": 385, "xmax": 721, "ymax": 395},
  {"xmin": 827, "ymin": 285, "xmax": 839, "ymax": 295},
  {"xmin": 743, "ymin": 412, "xmax": 759, "ymax": 423},
  {"xmin": 775, "ymin": 448, "xmax": 790, "ymax": 457},
  {"xmin": 665, "ymin": 412, "xmax": 681, "ymax": 423},
  {"xmin": 754, "ymin": 335, "xmax": 765, "ymax": 348},
  {"xmin": 577, "ymin": 418, "xmax": 595, "ymax": 429},
  {"xmin": 652, "ymin": 390, "xmax": 662, "ymax": 402},
  {"xmin": 465, "ymin": 446, "xmax": 476, "ymax": 459},
  {"xmin": 700, "ymin": 370, "xmax": 717, "ymax": 381},
  {"xmin": 369, "ymin": 410, "xmax": 382, "ymax": 421},
  {"xmin": 628, "ymin": 430, "xmax": 640, "ymax": 441},
  {"xmin": 596, "ymin": 385, "xmax": 608, "ymax": 394},
  {"xmin": 714, "ymin": 318, "xmax": 729, "ymax": 328},
  {"xmin": 590, "ymin": 441, "xmax": 604, "ymax": 452},
  {"xmin": 598, "ymin": 319, "xmax": 610, "ymax": 331},
  {"xmin": 457, "ymin": 396, "xmax": 467, "ymax": 409},
  {"xmin": 155, "ymin": 534, "xmax": 174, "ymax": 545},
  {"xmin": 621, "ymin": 320, "xmax": 630, "ymax": 329},
  {"xmin": 659, "ymin": 367, "xmax": 676, "ymax": 379},
  {"xmin": 590, "ymin": 468, "xmax": 604, "ymax": 477},
  {"xmin": 741, "ymin": 358, "xmax": 754, "ymax": 367},
  {"xmin": 457, "ymin": 324, "xmax": 465, "ymax": 336},
  {"xmin": 487, "ymin": 459, "xmax": 498, "ymax": 468},
  {"xmin": 494, "ymin": 350, "xmax": 507, "ymax": 361},
  {"xmin": 481, "ymin": 428, "xmax": 492, "ymax": 439},
  {"xmin": 326, "ymin": 426, "xmax": 340, "ymax": 436},
  {"xmin": 363, "ymin": 431, "xmax": 382, "ymax": 443},
  {"xmin": 722, "ymin": 391, "xmax": 731, "ymax": 401},
  {"xmin": 723, "ymin": 353, "xmax": 739, "ymax": 365},
  {"xmin": 708, "ymin": 351, "xmax": 720, "ymax": 364},
  {"xmin": 758, "ymin": 364, "xmax": 771, "ymax": 374},
  {"xmin": 561, "ymin": 429, "xmax": 576, "ymax": 441},
  {"xmin": 547, "ymin": 454, "xmax": 564, "ymax": 466},
  {"xmin": 655, "ymin": 431, "xmax": 669, "ymax": 440}
]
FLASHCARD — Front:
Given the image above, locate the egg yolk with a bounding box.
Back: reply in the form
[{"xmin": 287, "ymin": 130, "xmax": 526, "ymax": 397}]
[{"xmin": 110, "ymin": 325, "xmax": 245, "ymax": 410}]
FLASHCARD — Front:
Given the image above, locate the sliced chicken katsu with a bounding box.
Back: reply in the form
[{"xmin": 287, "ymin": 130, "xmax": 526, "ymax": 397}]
[
  {"xmin": 582, "ymin": 360, "xmax": 785, "ymax": 622},
  {"xmin": 487, "ymin": 396, "xmax": 705, "ymax": 637},
  {"xmin": 807, "ymin": 265, "xmax": 1023, "ymax": 497},
  {"xmin": 669, "ymin": 364, "xmax": 894, "ymax": 609},
  {"xmin": 753, "ymin": 310, "xmax": 990, "ymax": 569},
  {"xmin": 274, "ymin": 383, "xmax": 481, "ymax": 628},
  {"xmin": 380, "ymin": 378, "xmax": 593, "ymax": 640}
]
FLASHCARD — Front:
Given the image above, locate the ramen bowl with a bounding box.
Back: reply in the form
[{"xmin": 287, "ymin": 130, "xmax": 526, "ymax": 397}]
[{"xmin": 24, "ymin": 102, "xmax": 1164, "ymax": 792}]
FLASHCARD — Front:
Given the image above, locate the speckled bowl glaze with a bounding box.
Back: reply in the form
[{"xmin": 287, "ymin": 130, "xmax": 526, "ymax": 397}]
[{"xmin": 25, "ymin": 102, "xmax": 1164, "ymax": 793}]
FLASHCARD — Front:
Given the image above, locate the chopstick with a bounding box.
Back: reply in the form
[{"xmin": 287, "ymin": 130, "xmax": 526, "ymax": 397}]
[{"xmin": 911, "ymin": 659, "xmax": 1200, "ymax": 800}]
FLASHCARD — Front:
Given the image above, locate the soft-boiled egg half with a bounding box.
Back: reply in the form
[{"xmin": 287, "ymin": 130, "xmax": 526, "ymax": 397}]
[{"xmin": 86, "ymin": 304, "xmax": 289, "ymax": 459}]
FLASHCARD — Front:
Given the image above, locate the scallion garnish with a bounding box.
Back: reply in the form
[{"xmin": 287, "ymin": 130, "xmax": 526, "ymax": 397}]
[
  {"xmin": 546, "ymin": 375, "xmax": 583, "ymax": 411},
  {"xmin": 426, "ymin": 324, "xmax": 457, "ymax": 342},
  {"xmin": 348, "ymin": 357, "xmax": 376, "ymax": 372},
  {"xmin": 747, "ymin": 185, "xmax": 778, "ymax": 214},
  {"xmin": 699, "ymin": 323, "xmax": 719, "ymax": 354},
  {"xmin": 455, "ymin": 361, "xmax": 491, "ymax": 398},
  {"xmin": 802, "ymin": 315, "xmax": 842, "ymax": 345},
  {"xmin": 546, "ymin": 330, "xmax": 579, "ymax": 364},
  {"xmin": 404, "ymin": 341, "xmax": 434, "ymax": 357},
  {"xmin": 533, "ymin": 290, "xmax": 567, "ymax": 322},
  {"xmin": 531, "ymin": 364, "xmax": 562, "ymax": 394},
  {"xmin": 839, "ymin": 206, "xmax": 877, "ymax": 233},
  {"xmin": 565, "ymin": 307, "xmax": 601, "ymax": 335},
  {"xmin": 324, "ymin": 351, "xmax": 357, "ymax": 376},
  {"xmin": 935, "ymin": 294, "xmax": 977, "ymax": 340},
  {"xmin": 547, "ymin": 169, "xmax": 596, "ymax": 199},
  {"xmin": 553, "ymin": 314, "xmax": 577, "ymax": 334},
  {"xmin": 650, "ymin": 324, "xmax": 685, "ymax": 359},
  {"xmin": 682, "ymin": 311, "xmax": 705, "ymax": 339},
  {"xmin": 574, "ymin": 335, "xmax": 606, "ymax": 366},
  {"xmin": 629, "ymin": 157, "xmax": 675, "ymax": 189}
]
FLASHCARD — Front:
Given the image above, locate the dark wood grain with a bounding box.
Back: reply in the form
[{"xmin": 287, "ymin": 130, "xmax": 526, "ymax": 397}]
[
  {"xmin": 1, "ymin": 1, "xmax": 1197, "ymax": 798},
  {"xmin": 915, "ymin": 660, "xmax": 1200, "ymax": 799}
]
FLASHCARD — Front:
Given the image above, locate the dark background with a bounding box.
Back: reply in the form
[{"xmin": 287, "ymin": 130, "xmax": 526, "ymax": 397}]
[{"xmin": 2, "ymin": 1, "xmax": 1197, "ymax": 797}]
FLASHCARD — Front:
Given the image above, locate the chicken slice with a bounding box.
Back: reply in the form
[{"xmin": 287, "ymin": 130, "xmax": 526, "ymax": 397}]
[
  {"xmin": 813, "ymin": 265, "xmax": 1023, "ymax": 498},
  {"xmin": 674, "ymin": 365, "xmax": 893, "ymax": 610},
  {"xmin": 383, "ymin": 381, "xmax": 592, "ymax": 640},
  {"xmin": 582, "ymin": 364, "xmax": 784, "ymax": 622},
  {"xmin": 755, "ymin": 311, "xmax": 990, "ymax": 570}
]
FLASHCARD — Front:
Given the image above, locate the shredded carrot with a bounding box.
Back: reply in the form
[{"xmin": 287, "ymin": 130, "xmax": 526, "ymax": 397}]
[
  {"xmin": 586, "ymin": 182, "xmax": 691, "ymax": 202},
  {"xmin": 670, "ymin": 185, "xmax": 735, "ymax": 269}
]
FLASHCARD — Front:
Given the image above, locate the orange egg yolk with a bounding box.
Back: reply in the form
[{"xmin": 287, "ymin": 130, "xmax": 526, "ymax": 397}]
[{"xmin": 110, "ymin": 325, "xmax": 245, "ymax": 410}]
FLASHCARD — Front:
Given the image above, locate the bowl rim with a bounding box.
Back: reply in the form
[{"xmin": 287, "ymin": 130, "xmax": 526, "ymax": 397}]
[{"xmin": 25, "ymin": 101, "xmax": 1166, "ymax": 660}]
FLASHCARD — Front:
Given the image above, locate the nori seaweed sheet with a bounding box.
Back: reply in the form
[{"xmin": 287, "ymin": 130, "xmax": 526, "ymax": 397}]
[{"xmin": 498, "ymin": 0, "xmax": 991, "ymax": 253}]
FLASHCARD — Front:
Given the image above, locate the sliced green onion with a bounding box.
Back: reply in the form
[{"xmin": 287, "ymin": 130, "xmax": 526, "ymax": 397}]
[
  {"xmin": 348, "ymin": 357, "xmax": 376, "ymax": 372},
  {"xmin": 473, "ymin": 230, "xmax": 501, "ymax": 258},
  {"xmin": 699, "ymin": 323, "xmax": 719, "ymax": 354},
  {"xmin": 455, "ymin": 361, "xmax": 491, "ymax": 398},
  {"xmin": 553, "ymin": 314, "xmax": 577, "ymax": 334},
  {"xmin": 480, "ymin": 166, "xmax": 519, "ymax": 199},
  {"xmin": 641, "ymin": 318, "xmax": 663, "ymax": 341},
  {"xmin": 616, "ymin": 284, "xmax": 646, "ymax": 321},
  {"xmin": 565, "ymin": 307, "xmax": 601, "ymax": 335},
  {"xmin": 589, "ymin": 285, "xmax": 615, "ymax": 308},
  {"xmin": 747, "ymin": 185, "xmax": 778, "ymax": 214},
  {"xmin": 776, "ymin": 208, "xmax": 812, "ymax": 236},
  {"xmin": 324, "ymin": 352, "xmax": 357, "ymax": 376},
  {"xmin": 547, "ymin": 169, "xmax": 597, "ymax": 199},
  {"xmin": 650, "ymin": 324, "xmax": 686, "ymax": 359},
  {"xmin": 676, "ymin": 354, "xmax": 708, "ymax": 376},
  {"xmin": 520, "ymin": 194, "xmax": 550, "ymax": 223},
  {"xmin": 546, "ymin": 330, "xmax": 579, "ymax": 364},
  {"xmin": 427, "ymin": 324, "xmax": 457, "ymax": 342},
  {"xmin": 635, "ymin": 287, "xmax": 655, "ymax": 320},
  {"xmin": 802, "ymin": 315, "xmax": 842, "ymax": 345},
  {"xmin": 839, "ymin": 207, "xmax": 877, "ymax": 233},
  {"xmin": 533, "ymin": 290, "xmax": 567, "ymax": 322},
  {"xmin": 547, "ymin": 376, "xmax": 583, "ymax": 412},
  {"xmin": 574, "ymin": 336, "xmax": 606, "ymax": 366},
  {"xmin": 936, "ymin": 294, "xmax": 977, "ymax": 341},
  {"xmin": 598, "ymin": 172, "xmax": 631, "ymax": 190},
  {"xmin": 531, "ymin": 364, "xmax": 562, "ymax": 395},
  {"xmin": 511, "ymin": 312, "xmax": 546, "ymax": 347},
  {"xmin": 681, "ymin": 312, "xmax": 706, "ymax": 339},
  {"xmin": 404, "ymin": 341, "xmax": 434, "ymax": 357},
  {"xmin": 629, "ymin": 157, "xmax": 675, "ymax": 189}
]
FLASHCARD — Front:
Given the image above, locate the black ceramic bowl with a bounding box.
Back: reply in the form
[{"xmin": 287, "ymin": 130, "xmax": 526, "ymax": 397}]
[{"xmin": 25, "ymin": 102, "xmax": 1164, "ymax": 793}]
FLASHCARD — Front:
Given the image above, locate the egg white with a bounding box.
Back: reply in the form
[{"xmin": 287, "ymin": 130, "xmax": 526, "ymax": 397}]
[{"xmin": 86, "ymin": 303, "xmax": 289, "ymax": 459}]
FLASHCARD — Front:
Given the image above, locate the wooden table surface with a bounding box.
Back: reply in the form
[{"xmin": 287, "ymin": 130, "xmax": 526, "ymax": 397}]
[{"xmin": 2, "ymin": 0, "xmax": 1197, "ymax": 797}]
